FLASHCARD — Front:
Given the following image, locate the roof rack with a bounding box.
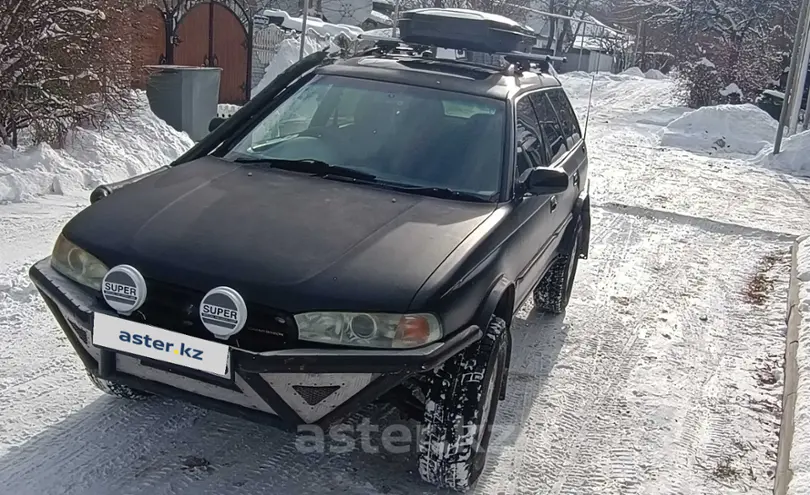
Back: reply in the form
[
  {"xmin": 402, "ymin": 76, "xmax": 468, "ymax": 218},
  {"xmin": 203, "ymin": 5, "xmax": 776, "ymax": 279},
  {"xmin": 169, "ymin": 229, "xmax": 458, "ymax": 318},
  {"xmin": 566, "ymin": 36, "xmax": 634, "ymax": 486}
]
[
  {"xmin": 497, "ymin": 51, "xmax": 567, "ymax": 73},
  {"xmin": 355, "ymin": 37, "xmax": 567, "ymax": 75}
]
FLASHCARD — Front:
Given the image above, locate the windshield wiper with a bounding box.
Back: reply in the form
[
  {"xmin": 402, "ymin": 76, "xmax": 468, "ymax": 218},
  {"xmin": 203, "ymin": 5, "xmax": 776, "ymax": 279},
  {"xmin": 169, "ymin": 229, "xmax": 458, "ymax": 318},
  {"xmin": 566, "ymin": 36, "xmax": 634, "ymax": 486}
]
[
  {"xmin": 379, "ymin": 184, "xmax": 495, "ymax": 203},
  {"xmin": 234, "ymin": 158, "xmax": 376, "ymax": 181}
]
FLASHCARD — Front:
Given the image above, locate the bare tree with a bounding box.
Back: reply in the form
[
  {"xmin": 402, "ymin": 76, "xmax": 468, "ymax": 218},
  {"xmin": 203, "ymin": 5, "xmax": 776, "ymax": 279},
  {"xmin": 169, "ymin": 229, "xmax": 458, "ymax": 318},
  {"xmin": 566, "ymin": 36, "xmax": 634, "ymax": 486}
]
[
  {"xmin": 0, "ymin": 0, "xmax": 142, "ymax": 147},
  {"xmin": 599, "ymin": 0, "xmax": 798, "ymax": 106}
]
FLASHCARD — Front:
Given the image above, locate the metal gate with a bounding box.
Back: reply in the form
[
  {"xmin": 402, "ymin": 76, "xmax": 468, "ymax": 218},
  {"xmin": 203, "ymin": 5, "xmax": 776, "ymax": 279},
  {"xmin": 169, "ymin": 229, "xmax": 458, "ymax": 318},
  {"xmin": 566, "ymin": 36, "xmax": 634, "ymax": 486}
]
[{"xmin": 131, "ymin": 0, "xmax": 254, "ymax": 104}]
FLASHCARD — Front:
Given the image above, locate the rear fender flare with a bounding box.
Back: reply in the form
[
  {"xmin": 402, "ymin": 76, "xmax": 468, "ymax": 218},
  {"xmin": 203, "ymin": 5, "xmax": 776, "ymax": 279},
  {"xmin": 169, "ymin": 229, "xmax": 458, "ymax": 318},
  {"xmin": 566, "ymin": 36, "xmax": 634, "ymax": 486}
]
[{"xmin": 572, "ymin": 182, "xmax": 591, "ymax": 259}]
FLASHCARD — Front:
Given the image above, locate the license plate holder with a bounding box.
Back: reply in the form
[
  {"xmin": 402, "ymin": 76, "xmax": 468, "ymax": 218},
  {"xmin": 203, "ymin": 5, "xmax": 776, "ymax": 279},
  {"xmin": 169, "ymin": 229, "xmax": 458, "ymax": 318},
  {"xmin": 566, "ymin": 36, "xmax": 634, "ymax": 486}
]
[{"xmin": 92, "ymin": 312, "xmax": 231, "ymax": 378}]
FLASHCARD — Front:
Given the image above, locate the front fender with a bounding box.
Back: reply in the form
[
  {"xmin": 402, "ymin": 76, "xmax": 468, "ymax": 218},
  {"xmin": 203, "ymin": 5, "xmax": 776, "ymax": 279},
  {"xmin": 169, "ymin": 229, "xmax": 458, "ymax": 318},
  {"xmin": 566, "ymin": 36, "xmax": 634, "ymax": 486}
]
[{"xmin": 474, "ymin": 276, "xmax": 514, "ymax": 331}]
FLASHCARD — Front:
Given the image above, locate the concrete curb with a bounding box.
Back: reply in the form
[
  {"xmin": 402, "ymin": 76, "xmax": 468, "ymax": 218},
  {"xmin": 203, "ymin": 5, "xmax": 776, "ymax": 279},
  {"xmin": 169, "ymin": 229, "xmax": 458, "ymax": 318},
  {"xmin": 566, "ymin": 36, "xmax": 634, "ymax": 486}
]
[{"xmin": 775, "ymin": 235, "xmax": 806, "ymax": 495}]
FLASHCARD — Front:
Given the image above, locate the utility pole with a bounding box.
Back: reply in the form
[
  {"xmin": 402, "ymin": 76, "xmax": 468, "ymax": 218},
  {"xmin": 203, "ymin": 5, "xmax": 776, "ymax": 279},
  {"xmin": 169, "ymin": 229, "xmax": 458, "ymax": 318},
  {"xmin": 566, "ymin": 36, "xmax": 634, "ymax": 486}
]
[
  {"xmin": 775, "ymin": 0, "xmax": 810, "ymax": 154},
  {"xmin": 392, "ymin": 0, "xmax": 400, "ymax": 38},
  {"xmin": 298, "ymin": 0, "xmax": 309, "ymax": 61},
  {"xmin": 789, "ymin": 3, "xmax": 810, "ymax": 134}
]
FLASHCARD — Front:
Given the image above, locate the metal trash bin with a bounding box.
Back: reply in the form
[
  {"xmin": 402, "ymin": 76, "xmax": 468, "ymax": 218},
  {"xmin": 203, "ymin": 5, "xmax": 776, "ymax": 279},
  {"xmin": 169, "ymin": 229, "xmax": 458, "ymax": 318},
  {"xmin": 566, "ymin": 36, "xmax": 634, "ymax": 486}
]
[{"xmin": 145, "ymin": 65, "xmax": 222, "ymax": 142}]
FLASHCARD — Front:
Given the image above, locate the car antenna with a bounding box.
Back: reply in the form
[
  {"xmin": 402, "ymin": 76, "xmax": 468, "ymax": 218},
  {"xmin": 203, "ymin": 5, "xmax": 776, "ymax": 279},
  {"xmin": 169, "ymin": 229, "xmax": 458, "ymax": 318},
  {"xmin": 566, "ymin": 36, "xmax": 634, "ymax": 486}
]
[{"xmin": 583, "ymin": 73, "xmax": 596, "ymax": 141}]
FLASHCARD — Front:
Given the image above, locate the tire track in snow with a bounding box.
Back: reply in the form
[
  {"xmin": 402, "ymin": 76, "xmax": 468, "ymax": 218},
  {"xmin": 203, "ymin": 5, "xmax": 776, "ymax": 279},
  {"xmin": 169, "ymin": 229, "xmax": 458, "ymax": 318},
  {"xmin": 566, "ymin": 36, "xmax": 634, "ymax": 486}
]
[
  {"xmin": 479, "ymin": 209, "xmax": 642, "ymax": 495},
  {"xmin": 546, "ymin": 219, "xmax": 668, "ymax": 495}
]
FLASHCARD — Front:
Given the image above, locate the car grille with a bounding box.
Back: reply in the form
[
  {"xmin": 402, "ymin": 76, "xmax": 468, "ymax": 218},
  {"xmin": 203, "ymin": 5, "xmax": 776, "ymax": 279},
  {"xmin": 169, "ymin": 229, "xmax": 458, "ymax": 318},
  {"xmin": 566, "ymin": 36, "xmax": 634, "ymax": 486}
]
[{"xmin": 98, "ymin": 279, "xmax": 297, "ymax": 353}]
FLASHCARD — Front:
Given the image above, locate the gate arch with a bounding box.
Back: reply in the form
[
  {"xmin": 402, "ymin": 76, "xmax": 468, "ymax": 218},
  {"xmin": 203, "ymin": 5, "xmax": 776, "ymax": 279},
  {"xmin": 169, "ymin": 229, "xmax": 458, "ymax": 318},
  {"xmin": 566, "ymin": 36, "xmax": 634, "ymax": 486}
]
[{"xmin": 132, "ymin": 0, "xmax": 253, "ymax": 104}]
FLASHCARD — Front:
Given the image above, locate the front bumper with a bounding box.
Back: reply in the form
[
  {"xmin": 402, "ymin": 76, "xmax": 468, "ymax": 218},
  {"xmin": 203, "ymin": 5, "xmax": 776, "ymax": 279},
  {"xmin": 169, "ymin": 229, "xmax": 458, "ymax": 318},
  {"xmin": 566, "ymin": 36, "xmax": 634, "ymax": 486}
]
[{"xmin": 29, "ymin": 258, "xmax": 481, "ymax": 430}]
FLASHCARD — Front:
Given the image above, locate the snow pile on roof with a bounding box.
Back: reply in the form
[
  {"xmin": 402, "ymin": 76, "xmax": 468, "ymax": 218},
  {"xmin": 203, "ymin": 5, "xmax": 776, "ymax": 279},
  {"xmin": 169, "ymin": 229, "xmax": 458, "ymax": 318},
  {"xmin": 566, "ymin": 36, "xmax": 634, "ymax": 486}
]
[
  {"xmin": 621, "ymin": 67, "xmax": 645, "ymax": 78},
  {"xmin": 660, "ymin": 104, "xmax": 777, "ymax": 156},
  {"xmin": 753, "ymin": 129, "xmax": 810, "ymax": 177},
  {"xmin": 261, "ymin": 9, "xmax": 363, "ymax": 38},
  {"xmin": 367, "ymin": 10, "xmax": 393, "ymax": 26},
  {"xmin": 0, "ymin": 92, "xmax": 193, "ymax": 203},
  {"xmin": 791, "ymin": 236, "xmax": 810, "ymax": 495},
  {"xmin": 217, "ymin": 104, "xmax": 241, "ymax": 119},
  {"xmin": 644, "ymin": 69, "xmax": 666, "ymax": 80}
]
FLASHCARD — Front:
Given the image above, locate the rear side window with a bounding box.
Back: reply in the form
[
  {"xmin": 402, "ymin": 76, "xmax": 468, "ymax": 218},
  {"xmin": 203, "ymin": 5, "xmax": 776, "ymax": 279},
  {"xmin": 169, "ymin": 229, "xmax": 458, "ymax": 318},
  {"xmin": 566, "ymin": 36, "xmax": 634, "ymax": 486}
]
[
  {"xmin": 529, "ymin": 93, "xmax": 568, "ymax": 163},
  {"xmin": 547, "ymin": 89, "xmax": 582, "ymax": 147}
]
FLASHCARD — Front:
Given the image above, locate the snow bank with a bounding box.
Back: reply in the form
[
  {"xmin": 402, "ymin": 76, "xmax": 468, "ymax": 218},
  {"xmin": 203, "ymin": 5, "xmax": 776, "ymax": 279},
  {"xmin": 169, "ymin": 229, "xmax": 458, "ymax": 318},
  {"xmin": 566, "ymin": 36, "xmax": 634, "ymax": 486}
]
[
  {"xmin": 0, "ymin": 92, "xmax": 193, "ymax": 203},
  {"xmin": 621, "ymin": 67, "xmax": 645, "ymax": 78},
  {"xmin": 644, "ymin": 69, "xmax": 666, "ymax": 80},
  {"xmin": 753, "ymin": 130, "xmax": 810, "ymax": 177},
  {"xmin": 660, "ymin": 104, "xmax": 777, "ymax": 156},
  {"xmin": 253, "ymin": 33, "xmax": 339, "ymax": 96},
  {"xmin": 252, "ymin": 11, "xmax": 350, "ymax": 98},
  {"xmin": 790, "ymin": 235, "xmax": 810, "ymax": 495}
]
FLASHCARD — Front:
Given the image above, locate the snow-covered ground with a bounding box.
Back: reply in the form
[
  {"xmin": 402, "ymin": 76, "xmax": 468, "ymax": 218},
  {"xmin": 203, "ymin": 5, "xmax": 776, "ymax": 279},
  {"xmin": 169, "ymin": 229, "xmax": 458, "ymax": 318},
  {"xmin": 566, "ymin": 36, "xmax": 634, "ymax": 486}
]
[{"xmin": 0, "ymin": 70, "xmax": 807, "ymax": 494}]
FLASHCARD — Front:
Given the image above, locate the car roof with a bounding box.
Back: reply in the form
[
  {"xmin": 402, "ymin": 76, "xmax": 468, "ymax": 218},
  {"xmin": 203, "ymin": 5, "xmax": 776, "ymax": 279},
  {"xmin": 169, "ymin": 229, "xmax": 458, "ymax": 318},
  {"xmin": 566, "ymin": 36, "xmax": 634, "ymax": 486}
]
[{"xmin": 315, "ymin": 54, "xmax": 562, "ymax": 101}]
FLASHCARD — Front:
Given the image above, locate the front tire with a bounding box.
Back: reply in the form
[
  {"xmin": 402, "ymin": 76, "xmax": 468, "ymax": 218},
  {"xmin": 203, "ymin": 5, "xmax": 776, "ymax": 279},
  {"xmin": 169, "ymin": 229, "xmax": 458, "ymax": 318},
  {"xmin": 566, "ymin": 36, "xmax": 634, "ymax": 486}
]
[
  {"xmin": 86, "ymin": 371, "xmax": 151, "ymax": 400},
  {"xmin": 417, "ymin": 315, "xmax": 508, "ymax": 492}
]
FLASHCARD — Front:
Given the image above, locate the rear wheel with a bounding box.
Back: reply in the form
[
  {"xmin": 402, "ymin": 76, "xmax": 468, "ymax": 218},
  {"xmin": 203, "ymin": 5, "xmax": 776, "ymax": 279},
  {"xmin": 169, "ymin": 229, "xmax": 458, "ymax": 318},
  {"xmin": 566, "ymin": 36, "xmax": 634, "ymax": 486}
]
[
  {"xmin": 533, "ymin": 224, "xmax": 581, "ymax": 314},
  {"xmin": 86, "ymin": 372, "xmax": 150, "ymax": 400},
  {"xmin": 417, "ymin": 315, "xmax": 508, "ymax": 492}
]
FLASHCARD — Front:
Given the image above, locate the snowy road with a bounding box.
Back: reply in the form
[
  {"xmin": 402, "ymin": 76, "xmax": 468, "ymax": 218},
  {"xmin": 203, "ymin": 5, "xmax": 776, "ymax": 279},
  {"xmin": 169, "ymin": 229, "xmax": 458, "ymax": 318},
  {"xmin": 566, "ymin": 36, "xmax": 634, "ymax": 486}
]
[{"xmin": 0, "ymin": 73, "xmax": 807, "ymax": 494}]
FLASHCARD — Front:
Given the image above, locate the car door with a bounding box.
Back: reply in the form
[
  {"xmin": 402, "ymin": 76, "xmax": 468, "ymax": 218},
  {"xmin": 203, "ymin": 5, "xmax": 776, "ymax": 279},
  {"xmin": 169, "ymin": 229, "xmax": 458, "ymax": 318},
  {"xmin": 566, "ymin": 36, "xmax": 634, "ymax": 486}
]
[
  {"xmin": 526, "ymin": 91, "xmax": 582, "ymax": 252},
  {"xmin": 544, "ymin": 89, "xmax": 588, "ymax": 227},
  {"xmin": 510, "ymin": 93, "xmax": 560, "ymax": 308}
]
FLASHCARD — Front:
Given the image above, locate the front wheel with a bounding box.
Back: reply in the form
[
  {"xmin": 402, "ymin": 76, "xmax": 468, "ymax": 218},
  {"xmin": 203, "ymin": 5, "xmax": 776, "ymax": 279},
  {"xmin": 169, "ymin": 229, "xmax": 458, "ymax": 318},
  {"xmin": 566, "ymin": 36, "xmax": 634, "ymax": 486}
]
[
  {"xmin": 86, "ymin": 371, "xmax": 151, "ymax": 400},
  {"xmin": 417, "ymin": 315, "xmax": 508, "ymax": 492}
]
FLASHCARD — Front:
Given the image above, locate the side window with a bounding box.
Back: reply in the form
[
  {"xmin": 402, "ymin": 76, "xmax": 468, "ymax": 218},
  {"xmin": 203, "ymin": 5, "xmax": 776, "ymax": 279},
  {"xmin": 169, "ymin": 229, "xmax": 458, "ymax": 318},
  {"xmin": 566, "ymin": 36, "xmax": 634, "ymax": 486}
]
[
  {"xmin": 515, "ymin": 96, "xmax": 548, "ymax": 180},
  {"xmin": 529, "ymin": 93, "xmax": 568, "ymax": 164},
  {"xmin": 547, "ymin": 89, "xmax": 582, "ymax": 148}
]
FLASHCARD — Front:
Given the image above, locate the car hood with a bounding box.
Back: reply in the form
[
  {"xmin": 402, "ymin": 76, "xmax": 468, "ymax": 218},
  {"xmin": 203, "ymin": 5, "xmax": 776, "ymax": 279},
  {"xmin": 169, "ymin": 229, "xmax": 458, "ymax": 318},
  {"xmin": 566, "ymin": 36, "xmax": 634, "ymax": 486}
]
[{"xmin": 63, "ymin": 156, "xmax": 496, "ymax": 313}]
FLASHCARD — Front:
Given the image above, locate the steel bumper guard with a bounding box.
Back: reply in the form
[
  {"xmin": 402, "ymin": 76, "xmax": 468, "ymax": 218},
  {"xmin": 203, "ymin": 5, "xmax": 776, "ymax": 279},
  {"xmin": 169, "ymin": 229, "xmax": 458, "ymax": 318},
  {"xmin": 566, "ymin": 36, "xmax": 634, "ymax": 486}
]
[{"xmin": 28, "ymin": 258, "xmax": 481, "ymax": 430}]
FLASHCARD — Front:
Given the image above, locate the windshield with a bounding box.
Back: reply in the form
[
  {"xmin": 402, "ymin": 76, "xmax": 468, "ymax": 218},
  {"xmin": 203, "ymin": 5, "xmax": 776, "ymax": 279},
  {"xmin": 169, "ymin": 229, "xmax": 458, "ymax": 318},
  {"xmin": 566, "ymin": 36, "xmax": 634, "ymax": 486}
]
[{"xmin": 222, "ymin": 74, "xmax": 507, "ymax": 199}]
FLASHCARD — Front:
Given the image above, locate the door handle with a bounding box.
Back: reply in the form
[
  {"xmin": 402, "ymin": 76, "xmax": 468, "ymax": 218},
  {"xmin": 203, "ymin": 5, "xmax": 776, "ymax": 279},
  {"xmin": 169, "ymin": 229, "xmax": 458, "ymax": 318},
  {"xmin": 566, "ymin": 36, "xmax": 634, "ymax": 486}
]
[
  {"xmin": 550, "ymin": 196, "xmax": 558, "ymax": 212},
  {"xmin": 573, "ymin": 171, "xmax": 580, "ymax": 189}
]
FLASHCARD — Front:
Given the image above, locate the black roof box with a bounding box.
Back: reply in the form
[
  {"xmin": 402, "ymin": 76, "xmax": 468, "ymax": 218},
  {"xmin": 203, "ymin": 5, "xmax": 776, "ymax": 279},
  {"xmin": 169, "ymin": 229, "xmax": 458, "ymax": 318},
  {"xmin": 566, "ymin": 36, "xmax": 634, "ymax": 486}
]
[{"xmin": 397, "ymin": 8, "xmax": 536, "ymax": 54}]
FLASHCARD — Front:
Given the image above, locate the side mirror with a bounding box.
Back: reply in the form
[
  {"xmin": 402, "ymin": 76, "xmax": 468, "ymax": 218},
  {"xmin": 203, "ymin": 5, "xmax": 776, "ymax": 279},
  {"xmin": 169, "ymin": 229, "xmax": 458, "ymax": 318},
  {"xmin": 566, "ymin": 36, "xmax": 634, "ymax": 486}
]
[
  {"xmin": 524, "ymin": 167, "xmax": 569, "ymax": 196},
  {"xmin": 209, "ymin": 117, "xmax": 227, "ymax": 132}
]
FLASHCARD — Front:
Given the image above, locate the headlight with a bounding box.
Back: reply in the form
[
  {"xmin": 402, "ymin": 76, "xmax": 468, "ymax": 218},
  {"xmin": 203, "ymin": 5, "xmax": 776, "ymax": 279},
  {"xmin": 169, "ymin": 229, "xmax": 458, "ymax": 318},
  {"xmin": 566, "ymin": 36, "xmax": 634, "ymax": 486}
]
[
  {"xmin": 50, "ymin": 234, "xmax": 109, "ymax": 290},
  {"xmin": 294, "ymin": 312, "xmax": 443, "ymax": 349}
]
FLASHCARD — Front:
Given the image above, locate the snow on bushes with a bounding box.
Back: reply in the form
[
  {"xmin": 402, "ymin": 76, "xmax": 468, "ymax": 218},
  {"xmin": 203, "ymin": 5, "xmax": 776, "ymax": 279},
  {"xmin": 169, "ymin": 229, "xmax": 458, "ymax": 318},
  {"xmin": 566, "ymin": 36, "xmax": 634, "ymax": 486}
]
[
  {"xmin": 659, "ymin": 104, "xmax": 777, "ymax": 156},
  {"xmin": 0, "ymin": 92, "xmax": 193, "ymax": 203},
  {"xmin": 1, "ymin": 0, "xmax": 144, "ymax": 146}
]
